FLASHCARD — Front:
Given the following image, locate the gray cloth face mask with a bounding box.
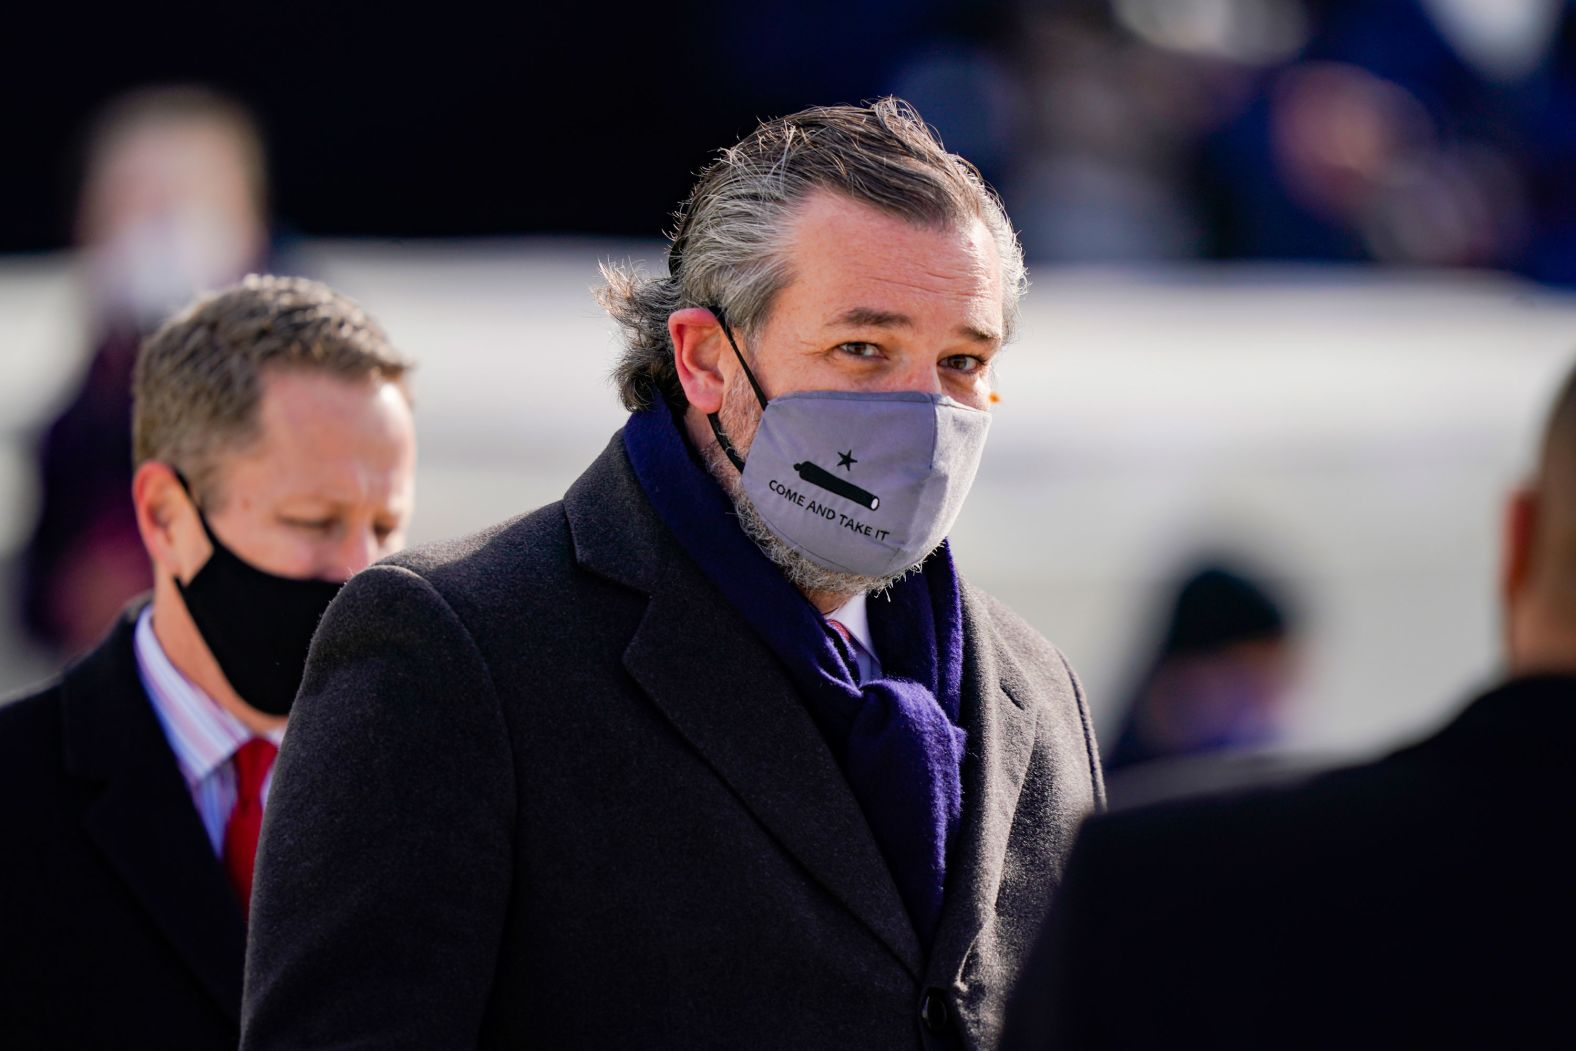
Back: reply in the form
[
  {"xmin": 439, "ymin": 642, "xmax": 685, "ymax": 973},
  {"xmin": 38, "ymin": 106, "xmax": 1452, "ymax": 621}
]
[{"xmin": 707, "ymin": 313, "xmax": 992, "ymax": 579}]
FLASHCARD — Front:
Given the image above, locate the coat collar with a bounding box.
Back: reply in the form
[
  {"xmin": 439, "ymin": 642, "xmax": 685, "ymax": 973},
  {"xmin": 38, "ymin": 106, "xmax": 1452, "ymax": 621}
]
[
  {"xmin": 565, "ymin": 433, "xmax": 1040, "ymax": 977},
  {"xmin": 60, "ymin": 603, "xmax": 246, "ymax": 1019}
]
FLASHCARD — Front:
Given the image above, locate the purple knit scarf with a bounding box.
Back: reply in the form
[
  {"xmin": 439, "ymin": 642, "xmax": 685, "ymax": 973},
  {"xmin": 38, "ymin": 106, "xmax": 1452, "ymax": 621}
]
[{"xmin": 623, "ymin": 404, "xmax": 966, "ymax": 944}]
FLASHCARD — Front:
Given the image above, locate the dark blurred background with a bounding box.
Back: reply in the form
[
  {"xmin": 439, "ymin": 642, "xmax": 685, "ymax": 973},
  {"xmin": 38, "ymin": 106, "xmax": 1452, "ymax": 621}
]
[
  {"xmin": 6, "ymin": 0, "xmax": 1007, "ymax": 250},
  {"xmin": 3, "ymin": 0, "xmax": 1576, "ymax": 792},
  {"xmin": 6, "ymin": 0, "xmax": 1576, "ymax": 280}
]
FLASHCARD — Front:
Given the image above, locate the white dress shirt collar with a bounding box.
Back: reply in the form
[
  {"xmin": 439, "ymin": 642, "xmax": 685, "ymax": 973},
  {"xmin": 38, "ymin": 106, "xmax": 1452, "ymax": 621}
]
[
  {"xmin": 827, "ymin": 593, "xmax": 874, "ymax": 656},
  {"xmin": 826, "ymin": 593, "xmax": 882, "ymax": 682}
]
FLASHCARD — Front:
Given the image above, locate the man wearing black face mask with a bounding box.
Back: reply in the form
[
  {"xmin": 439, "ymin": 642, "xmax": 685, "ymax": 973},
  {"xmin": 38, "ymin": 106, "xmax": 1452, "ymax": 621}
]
[
  {"xmin": 244, "ymin": 100, "xmax": 1103, "ymax": 1051},
  {"xmin": 0, "ymin": 275, "xmax": 416, "ymax": 1049}
]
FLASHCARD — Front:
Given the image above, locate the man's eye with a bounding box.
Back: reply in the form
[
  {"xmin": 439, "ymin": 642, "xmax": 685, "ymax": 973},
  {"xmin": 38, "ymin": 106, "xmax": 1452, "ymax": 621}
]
[
  {"xmin": 943, "ymin": 355, "xmax": 986, "ymax": 374},
  {"xmin": 838, "ymin": 341, "xmax": 881, "ymax": 359},
  {"xmin": 283, "ymin": 518, "xmax": 335, "ymax": 532}
]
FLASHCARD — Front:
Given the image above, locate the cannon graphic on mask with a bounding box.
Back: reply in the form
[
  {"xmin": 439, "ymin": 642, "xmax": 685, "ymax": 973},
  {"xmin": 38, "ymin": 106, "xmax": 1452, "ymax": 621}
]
[{"xmin": 793, "ymin": 460, "xmax": 880, "ymax": 511}]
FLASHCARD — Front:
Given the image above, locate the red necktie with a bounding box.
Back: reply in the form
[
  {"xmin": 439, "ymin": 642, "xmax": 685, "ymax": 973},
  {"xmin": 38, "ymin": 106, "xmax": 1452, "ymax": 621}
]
[{"xmin": 223, "ymin": 737, "xmax": 278, "ymax": 919}]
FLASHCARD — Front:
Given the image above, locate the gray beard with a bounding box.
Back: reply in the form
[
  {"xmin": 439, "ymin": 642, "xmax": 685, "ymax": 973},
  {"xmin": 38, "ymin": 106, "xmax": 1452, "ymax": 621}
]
[{"xmin": 701, "ymin": 377, "xmax": 914, "ymax": 600}]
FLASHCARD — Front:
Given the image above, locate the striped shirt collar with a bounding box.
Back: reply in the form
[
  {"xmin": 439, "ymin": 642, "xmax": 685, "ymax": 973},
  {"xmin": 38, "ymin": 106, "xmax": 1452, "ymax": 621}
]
[{"xmin": 133, "ymin": 606, "xmax": 284, "ymax": 790}]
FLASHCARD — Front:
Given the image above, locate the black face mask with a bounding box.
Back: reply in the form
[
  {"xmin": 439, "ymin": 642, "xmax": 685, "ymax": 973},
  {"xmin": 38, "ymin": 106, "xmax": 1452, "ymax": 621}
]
[{"xmin": 172, "ymin": 471, "xmax": 343, "ymax": 717}]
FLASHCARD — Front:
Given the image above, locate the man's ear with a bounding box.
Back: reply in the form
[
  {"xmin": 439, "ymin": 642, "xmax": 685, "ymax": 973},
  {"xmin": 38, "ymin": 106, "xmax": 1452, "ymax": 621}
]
[
  {"xmin": 1502, "ymin": 485, "xmax": 1538, "ymax": 609},
  {"xmin": 132, "ymin": 461, "xmax": 196, "ymax": 580},
  {"xmin": 669, "ymin": 307, "xmax": 726, "ymax": 414}
]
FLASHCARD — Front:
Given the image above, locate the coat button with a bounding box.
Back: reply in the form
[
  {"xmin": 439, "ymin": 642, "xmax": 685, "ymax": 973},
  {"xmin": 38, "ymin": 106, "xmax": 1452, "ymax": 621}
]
[{"xmin": 920, "ymin": 988, "xmax": 950, "ymax": 1035}]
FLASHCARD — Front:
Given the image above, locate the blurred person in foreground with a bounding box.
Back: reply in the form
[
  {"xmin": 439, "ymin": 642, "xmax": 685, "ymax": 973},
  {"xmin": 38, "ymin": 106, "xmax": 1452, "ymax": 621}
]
[
  {"xmin": 1104, "ymin": 562, "xmax": 1303, "ymax": 809},
  {"xmin": 242, "ymin": 99, "xmax": 1103, "ymax": 1050},
  {"xmin": 20, "ymin": 86, "xmax": 272, "ymax": 657},
  {"xmin": 1002, "ymin": 367, "xmax": 1576, "ymax": 1047},
  {"xmin": 0, "ymin": 277, "xmax": 416, "ymax": 1049}
]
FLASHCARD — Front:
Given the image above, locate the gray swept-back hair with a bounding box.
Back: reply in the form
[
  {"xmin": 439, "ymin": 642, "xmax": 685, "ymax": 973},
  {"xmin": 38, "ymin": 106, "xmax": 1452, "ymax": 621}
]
[{"xmin": 597, "ymin": 97, "xmax": 1027, "ymax": 412}]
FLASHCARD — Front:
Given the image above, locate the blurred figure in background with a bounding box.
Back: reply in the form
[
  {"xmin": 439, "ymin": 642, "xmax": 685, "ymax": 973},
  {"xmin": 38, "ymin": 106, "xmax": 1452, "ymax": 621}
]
[
  {"xmin": 1001, "ymin": 362, "xmax": 1576, "ymax": 1047},
  {"xmin": 1003, "ymin": 0, "xmax": 1576, "ymax": 284},
  {"xmin": 1104, "ymin": 562, "xmax": 1303, "ymax": 807},
  {"xmin": 1201, "ymin": 0, "xmax": 1574, "ymax": 276},
  {"xmin": 20, "ymin": 86, "xmax": 271, "ymax": 657},
  {"xmin": 1005, "ymin": 0, "xmax": 1271, "ymax": 263},
  {"xmin": 0, "ymin": 277, "xmax": 415, "ymax": 1049}
]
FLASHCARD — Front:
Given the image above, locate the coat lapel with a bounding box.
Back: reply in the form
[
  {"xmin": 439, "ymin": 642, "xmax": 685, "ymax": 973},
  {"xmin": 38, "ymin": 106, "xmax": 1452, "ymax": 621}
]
[
  {"xmin": 926, "ymin": 582, "xmax": 1039, "ymax": 980},
  {"xmin": 567, "ymin": 436, "xmax": 924, "ymax": 977},
  {"xmin": 61, "ymin": 608, "xmax": 247, "ymax": 1019}
]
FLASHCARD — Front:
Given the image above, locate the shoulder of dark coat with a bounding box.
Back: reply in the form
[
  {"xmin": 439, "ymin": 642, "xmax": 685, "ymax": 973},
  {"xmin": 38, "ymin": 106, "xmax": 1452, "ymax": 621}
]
[
  {"xmin": 369, "ymin": 502, "xmax": 578, "ymax": 615},
  {"xmin": 0, "ymin": 681, "xmax": 64, "ymax": 790},
  {"xmin": 965, "ymin": 583, "xmax": 1079, "ymax": 697},
  {"xmin": 1071, "ymin": 739, "xmax": 1450, "ymax": 887},
  {"xmin": 0, "ymin": 599, "xmax": 143, "ymax": 734},
  {"xmin": 971, "ymin": 586, "xmax": 1058, "ymax": 654}
]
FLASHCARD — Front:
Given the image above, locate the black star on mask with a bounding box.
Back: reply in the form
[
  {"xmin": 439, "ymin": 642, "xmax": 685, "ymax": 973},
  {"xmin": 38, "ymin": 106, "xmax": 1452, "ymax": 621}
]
[{"xmin": 837, "ymin": 449, "xmax": 858, "ymax": 471}]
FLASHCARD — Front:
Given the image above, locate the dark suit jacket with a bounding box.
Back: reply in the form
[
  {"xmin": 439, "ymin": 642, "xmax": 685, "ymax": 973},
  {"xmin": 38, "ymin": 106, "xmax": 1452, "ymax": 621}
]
[
  {"xmin": 242, "ymin": 434, "xmax": 1105, "ymax": 1050},
  {"xmin": 1003, "ymin": 674, "xmax": 1576, "ymax": 1049},
  {"xmin": 0, "ymin": 605, "xmax": 247, "ymax": 1049}
]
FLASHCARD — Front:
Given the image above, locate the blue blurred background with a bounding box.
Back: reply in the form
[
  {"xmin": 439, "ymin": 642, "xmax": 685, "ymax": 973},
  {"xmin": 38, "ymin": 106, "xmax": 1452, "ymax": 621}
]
[{"xmin": 3, "ymin": 0, "xmax": 1575, "ymax": 796}]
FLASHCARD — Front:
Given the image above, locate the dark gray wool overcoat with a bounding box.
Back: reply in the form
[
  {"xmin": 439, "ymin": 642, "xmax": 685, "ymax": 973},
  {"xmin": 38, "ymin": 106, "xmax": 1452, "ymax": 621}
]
[{"xmin": 241, "ymin": 433, "xmax": 1103, "ymax": 1051}]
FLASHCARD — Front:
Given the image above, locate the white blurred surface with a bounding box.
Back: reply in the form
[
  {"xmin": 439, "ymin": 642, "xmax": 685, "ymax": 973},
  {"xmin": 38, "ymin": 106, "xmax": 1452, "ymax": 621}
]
[{"xmin": 2, "ymin": 241, "xmax": 1571, "ymax": 756}]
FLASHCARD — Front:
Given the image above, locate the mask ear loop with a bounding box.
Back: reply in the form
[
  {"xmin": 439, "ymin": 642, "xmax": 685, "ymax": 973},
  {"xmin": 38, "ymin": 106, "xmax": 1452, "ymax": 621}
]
[
  {"xmin": 168, "ymin": 466, "xmax": 224, "ymax": 548},
  {"xmin": 704, "ymin": 308, "xmax": 769, "ymax": 473}
]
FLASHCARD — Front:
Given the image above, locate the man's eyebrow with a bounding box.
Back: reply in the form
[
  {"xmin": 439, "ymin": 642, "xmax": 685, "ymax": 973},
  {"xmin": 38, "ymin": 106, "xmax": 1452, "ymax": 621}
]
[
  {"xmin": 956, "ymin": 323, "xmax": 1001, "ymax": 345},
  {"xmin": 831, "ymin": 307, "xmax": 912, "ymax": 329},
  {"xmin": 831, "ymin": 307, "xmax": 1001, "ymax": 344},
  {"xmin": 276, "ymin": 494, "xmax": 348, "ymax": 511}
]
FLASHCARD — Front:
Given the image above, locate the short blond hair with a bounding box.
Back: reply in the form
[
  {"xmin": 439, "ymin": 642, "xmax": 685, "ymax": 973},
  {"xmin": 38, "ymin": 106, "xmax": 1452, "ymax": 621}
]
[{"xmin": 132, "ymin": 275, "xmax": 411, "ymax": 507}]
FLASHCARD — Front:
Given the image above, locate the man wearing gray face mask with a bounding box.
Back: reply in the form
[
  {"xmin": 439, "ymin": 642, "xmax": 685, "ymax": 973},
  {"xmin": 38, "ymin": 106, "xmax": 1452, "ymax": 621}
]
[{"xmin": 243, "ymin": 98, "xmax": 1104, "ymax": 1051}]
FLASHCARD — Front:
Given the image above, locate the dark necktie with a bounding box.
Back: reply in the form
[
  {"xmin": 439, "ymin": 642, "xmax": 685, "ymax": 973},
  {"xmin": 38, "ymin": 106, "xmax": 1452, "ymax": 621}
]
[
  {"xmin": 827, "ymin": 618, "xmax": 862, "ymax": 683},
  {"xmin": 223, "ymin": 737, "xmax": 278, "ymax": 919}
]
